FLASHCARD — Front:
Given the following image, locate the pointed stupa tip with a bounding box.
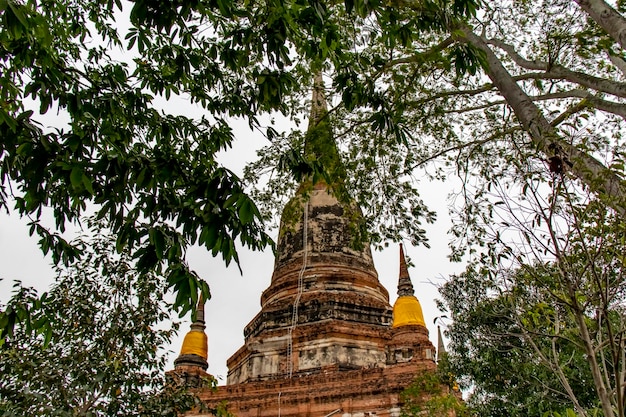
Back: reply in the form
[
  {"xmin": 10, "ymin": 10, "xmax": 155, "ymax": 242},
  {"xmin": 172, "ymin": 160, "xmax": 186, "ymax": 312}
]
[
  {"xmin": 392, "ymin": 244, "xmax": 426, "ymax": 328},
  {"xmin": 193, "ymin": 294, "xmax": 205, "ymax": 327},
  {"xmin": 302, "ymin": 70, "xmax": 343, "ymax": 185},
  {"xmin": 174, "ymin": 293, "xmax": 209, "ymax": 371},
  {"xmin": 308, "ymin": 71, "xmax": 328, "ymax": 130},
  {"xmin": 397, "ymin": 244, "xmax": 415, "ymax": 297},
  {"xmin": 437, "ymin": 325, "xmax": 447, "ymax": 361}
]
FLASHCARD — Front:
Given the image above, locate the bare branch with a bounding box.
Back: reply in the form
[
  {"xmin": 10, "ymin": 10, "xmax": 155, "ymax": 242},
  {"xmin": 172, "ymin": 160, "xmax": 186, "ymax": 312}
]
[
  {"xmin": 384, "ymin": 37, "xmax": 455, "ymax": 68},
  {"xmin": 609, "ymin": 53, "xmax": 626, "ymax": 78},
  {"xmin": 488, "ymin": 38, "xmax": 626, "ymax": 98},
  {"xmin": 449, "ymin": 89, "xmax": 626, "ymax": 121}
]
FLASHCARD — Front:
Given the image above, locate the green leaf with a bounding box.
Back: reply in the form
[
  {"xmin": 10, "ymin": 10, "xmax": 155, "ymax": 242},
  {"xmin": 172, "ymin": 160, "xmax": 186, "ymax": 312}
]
[
  {"xmin": 70, "ymin": 167, "xmax": 84, "ymax": 190},
  {"xmin": 7, "ymin": 1, "xmax": 29, "ymax": 29},
  {"xmin": 151, "ymin": 228, "xmax": 166, "ymax": 260},
  {"xmin": 204, "ymin": 224, "xmax": 219, "ymax": 250},
  {"xmin": 238, "ymin": 198, "xmax": 254, "ymax": 224},
  {"xmin": 82, "ymin": 173, "xmax": 94, "ymax": 195},
  {"xmin": 43, "ymin": 325, "xmax": 52, "ymax": 348}
]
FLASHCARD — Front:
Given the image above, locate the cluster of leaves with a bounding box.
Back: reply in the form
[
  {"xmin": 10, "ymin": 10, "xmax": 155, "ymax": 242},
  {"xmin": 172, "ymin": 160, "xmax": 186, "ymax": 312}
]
[
  {"xmin": 0, "ymin": 0, "xmax": 319, "ymax": 320},
  {"xmin": 440, "ymin": 266, "xmax": 599, "ymax": 416},
  {"xmin": 0, "ymin": 224, "xmax": 210, "ymax": 416},
  {"xmin": 400, "ymin": 368, "xmax": 469, "ymax": 417}
]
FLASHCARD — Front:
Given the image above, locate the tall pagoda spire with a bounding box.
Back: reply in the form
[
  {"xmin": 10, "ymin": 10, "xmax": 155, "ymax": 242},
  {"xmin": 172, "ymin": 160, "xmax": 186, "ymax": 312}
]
[
  {"xmin": 302, "ymin": 71, "xmax": 343, "ymax": 185},
  {"xmin": 185, "ymin": 71, "xmax": 442, "ymax": 417},
  {"xmin": 264, "ymin": 72, "xmax": 380, "ymax": 296},
  {"xmin": 225, "ymin": 73, "xmax": 392, "ymax": 385},
  {"xmin": 308, "ymin": 71, "xmax": 327, "ymax": 130}
]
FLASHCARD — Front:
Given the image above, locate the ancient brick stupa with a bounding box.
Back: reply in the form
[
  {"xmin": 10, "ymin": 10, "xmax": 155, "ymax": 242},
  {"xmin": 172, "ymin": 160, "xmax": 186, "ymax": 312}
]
[{"xmin": 171, "ymin": 75, "xmax": 439, "ymax": 417}]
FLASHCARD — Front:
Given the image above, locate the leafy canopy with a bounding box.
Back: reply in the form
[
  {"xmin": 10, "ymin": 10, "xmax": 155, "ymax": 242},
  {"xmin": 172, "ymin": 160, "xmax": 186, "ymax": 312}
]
[
  {"xmin": 0, "ymin": 0, "xmax": 483, "ymax": 328},
  {"xmin": 439, "ymin": 158, "xmax": 626, "ymax": 417},
  {"xmin": 0, "ymin": 223, "xmax": 210, "ymax": 416}
]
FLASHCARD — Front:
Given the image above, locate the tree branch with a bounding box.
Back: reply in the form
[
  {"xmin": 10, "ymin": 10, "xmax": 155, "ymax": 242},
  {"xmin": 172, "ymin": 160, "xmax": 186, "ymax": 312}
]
[
  {"xmin": 456, "ymin": 24, "xmax": 626, "ymax": 216},
  {"xmin": 384, "ymin": 37, "xmax": 455, "ymax": 68},
  {"xmin": 574, "ymin": 0, "xmax": 626, "ymax": 50},
  {"xmin": 609, "ymin": 53, "xmax": 626, "ymax": 78},
  {"xmin": 488, "ymin": 37, "xmax": 626, "ymax": 98}
]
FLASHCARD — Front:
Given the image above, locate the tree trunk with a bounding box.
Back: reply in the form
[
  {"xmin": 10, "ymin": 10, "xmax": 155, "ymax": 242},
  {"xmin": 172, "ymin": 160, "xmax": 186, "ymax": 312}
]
[
  {"xmin": 574, "ymin": 0, "xmax": 626, "ymax": 50},
  {"xmin": 570, "ymin": 291, "xmax": 617, "ymax": 417},
  {"xmin": 457, "ymin": 24, "xmax": 626, "ymax": 216}
]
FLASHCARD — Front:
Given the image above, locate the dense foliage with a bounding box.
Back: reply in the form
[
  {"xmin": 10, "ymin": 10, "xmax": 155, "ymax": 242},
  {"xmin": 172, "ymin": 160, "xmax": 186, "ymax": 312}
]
[
  {"xmin": 0, "ymin": 225, "xmax": 208, "ymax": 416},
  {"xmin": 0, "ymin": 0, "xmax": 486, "ymax": 317},
  {"xmin": 0, "ymin": 0, "xmax": 485, "ymax": 330},
  {"xmin": 440, "ymin": 166, "xmax": 626, "ymax": 416},
  {"xmin": 400, "ymin": 368, "xmax": 468, "ymax": 417}
]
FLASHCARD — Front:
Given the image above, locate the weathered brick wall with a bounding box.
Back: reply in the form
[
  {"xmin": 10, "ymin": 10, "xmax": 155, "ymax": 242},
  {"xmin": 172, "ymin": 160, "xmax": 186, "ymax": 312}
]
[{"xmin": 200, "ymin": 361, "xmax": 436, "ymax": 417}]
